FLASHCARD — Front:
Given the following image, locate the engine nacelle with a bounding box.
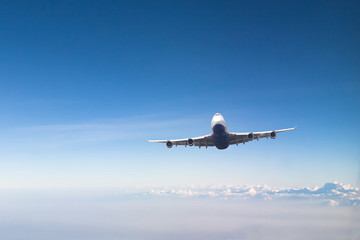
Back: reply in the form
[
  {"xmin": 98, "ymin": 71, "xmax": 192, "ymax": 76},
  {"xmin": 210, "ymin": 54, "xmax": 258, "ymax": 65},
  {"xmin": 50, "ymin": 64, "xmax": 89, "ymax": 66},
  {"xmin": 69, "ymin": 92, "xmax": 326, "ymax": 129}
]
[
  {"xmin": 187, "ymin": 138, "xmax": 194, "ymax": 146},
  {"xmin": 248, "ymin": 133, "xmax": 254, "ymax": 140},
  {"xmin": 166, "ymin": 141, "xmax": 173, "ymax": 148},
  {"xmin": 270, "ymin": 131, "xmax": 276, "ymax": 139}
]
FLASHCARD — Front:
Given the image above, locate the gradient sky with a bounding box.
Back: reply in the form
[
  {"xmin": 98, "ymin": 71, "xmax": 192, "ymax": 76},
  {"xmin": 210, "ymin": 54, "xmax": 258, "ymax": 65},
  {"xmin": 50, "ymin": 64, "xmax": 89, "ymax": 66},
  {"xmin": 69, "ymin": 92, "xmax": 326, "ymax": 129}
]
[{"xmin": 0, "ymin": 0, "xmax": 359, "ymax": 189}]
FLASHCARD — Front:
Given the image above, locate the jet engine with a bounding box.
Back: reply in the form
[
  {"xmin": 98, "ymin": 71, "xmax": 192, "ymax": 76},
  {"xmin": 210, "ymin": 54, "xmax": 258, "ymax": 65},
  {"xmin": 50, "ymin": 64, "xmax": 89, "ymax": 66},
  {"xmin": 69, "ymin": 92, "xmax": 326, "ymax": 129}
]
[
  {"xmin": 248, "ymin": 133, "xmax": 254, "ymax": 140},
  {"xmin": 270, "ymin": 131, "xmax": 276, "ymax": 139},
  {"xmin": 187, "ymin": 138, "xmax": 194, "ymax": 146},
  {"xmin": 166, "ymin": 141, "xmax": 173, "ymax": 148}
]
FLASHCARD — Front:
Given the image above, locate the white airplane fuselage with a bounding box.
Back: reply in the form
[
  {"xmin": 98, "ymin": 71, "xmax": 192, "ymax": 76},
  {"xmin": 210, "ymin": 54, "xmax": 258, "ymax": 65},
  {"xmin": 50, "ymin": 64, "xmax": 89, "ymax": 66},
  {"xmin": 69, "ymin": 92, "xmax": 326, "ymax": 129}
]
[{"xmin": 211, "ymin": 113, "xmax": 230, "ymax": 149}]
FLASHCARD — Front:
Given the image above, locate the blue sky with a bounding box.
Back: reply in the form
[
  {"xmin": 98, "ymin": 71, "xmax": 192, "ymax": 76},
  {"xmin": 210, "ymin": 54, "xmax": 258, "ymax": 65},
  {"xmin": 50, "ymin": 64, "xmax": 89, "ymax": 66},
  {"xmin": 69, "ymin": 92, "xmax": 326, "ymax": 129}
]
[{"xmin": 0, "ymin": 0, "xmax": 359, "ymax": 189}]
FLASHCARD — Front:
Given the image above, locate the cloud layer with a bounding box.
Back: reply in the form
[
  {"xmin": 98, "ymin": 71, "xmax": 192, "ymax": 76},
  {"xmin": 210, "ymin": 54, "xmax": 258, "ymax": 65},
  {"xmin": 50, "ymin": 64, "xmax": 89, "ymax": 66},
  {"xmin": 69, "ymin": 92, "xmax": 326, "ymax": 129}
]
[{"xmin": 140, "ymin": 182, "xmax": 360, "ymax": 206}]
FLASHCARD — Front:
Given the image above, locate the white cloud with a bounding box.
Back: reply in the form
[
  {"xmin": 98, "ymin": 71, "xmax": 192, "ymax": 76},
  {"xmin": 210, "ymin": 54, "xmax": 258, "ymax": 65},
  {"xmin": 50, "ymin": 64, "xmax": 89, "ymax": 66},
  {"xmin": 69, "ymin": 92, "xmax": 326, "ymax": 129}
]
[{"xmin": 139, "ymin": 182, "xmax": 360, "ymax": 206}]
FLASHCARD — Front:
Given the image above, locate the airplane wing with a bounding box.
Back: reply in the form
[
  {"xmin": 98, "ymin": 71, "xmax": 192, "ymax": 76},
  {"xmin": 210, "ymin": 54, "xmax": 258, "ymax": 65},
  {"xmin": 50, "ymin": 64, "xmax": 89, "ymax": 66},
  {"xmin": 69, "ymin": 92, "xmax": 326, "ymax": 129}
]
[
  {"xmin": 148, "ymin": 134, "xmax": 214, "ymax": 148},
  {"xmin": 229, "ymin": 127, "xmax": 296, "ymax": 145}
]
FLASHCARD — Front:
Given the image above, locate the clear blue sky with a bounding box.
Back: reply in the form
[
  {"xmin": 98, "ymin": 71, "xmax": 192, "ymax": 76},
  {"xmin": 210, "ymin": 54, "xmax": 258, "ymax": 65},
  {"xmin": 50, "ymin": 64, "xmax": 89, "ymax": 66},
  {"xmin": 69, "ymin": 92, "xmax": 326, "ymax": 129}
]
[{"xmin": 0, "ymin": 0, "xmax": 359, "ymax": 188}]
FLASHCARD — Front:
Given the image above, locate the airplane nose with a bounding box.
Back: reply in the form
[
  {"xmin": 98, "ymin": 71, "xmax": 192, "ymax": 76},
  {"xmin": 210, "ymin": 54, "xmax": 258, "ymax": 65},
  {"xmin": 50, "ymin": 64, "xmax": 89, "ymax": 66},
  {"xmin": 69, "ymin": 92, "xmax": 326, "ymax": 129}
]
[{"xmin": 213, "ymin": 123, "xmax": 225, "ymax": 134}]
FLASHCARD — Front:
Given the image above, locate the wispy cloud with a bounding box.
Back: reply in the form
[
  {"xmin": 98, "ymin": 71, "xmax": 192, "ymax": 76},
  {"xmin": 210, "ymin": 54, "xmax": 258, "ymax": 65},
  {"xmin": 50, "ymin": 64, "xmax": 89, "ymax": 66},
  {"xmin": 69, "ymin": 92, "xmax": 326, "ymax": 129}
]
[
  {"xmin": 1, "ymin": 115, "xmax": 203, "ymax": 148},
  {"xmin": 137, "ymin": 182, "xmax": 360, "ymax": 207}
]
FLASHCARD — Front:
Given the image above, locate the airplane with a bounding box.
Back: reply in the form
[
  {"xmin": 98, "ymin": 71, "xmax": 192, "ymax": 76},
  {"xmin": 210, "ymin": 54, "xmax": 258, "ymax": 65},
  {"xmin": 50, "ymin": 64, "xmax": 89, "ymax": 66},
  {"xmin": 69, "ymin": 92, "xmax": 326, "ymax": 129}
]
[{"xmin": 148, "ymin": 113, "xmax": 295, "ymax": 150}]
